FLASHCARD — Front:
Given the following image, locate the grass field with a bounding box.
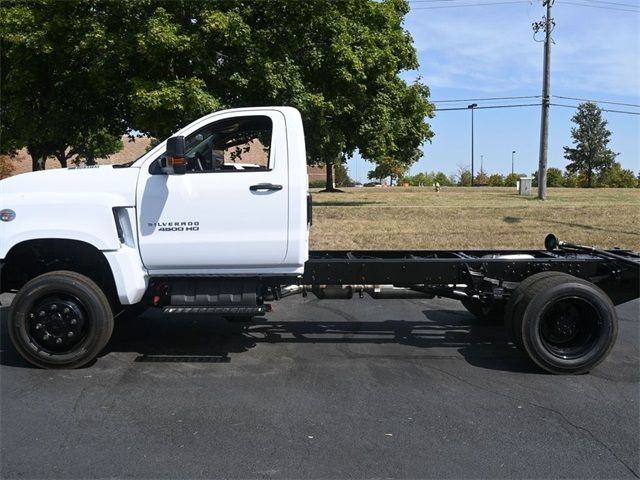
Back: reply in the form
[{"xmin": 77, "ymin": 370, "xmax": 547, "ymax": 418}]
[{"xmin": 309, "ymin": 187, "xmax": 640, "ymax": 251}]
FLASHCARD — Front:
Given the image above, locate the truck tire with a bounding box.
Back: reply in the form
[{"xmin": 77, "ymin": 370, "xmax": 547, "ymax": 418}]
[
  {"xmin": 512, "ymin": 274, "xmax": 618, "ymax": 374},
  {"xmin": 504, "ymin": 271, "xmax": 573, "ymax": 348},
  {"xmin": 8, "ymin": 271, "xmax": 114, "ymax": 369},
  {"xmin": 461, "ymin": 299, "xmax": 505, "ymax": 323}
]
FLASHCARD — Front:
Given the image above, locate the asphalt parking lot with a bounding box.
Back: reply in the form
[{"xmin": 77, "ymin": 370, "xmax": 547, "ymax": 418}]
[{"xmin": 1, "ymin": 294, "xmax": 638, "ymax": 479}]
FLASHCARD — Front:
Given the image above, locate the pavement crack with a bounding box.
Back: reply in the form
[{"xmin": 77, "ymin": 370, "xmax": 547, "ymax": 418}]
[{"xmin": 423, "ymin": 364, "xmax": 639, "ymax": 478}]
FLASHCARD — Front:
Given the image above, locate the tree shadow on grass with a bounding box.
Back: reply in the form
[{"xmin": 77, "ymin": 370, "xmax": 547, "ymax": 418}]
[
  {"xmin": 313, "ymin": 201, "xmax": 382, "ymax": 207},
  {"xmin": 502, "ymin": 215, "xmax": 640, "ymax": 237}
]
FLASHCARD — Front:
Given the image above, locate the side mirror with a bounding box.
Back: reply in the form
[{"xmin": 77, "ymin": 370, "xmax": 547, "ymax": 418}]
[{"xmin": 159, "ymin": 136, "xmax": 187, "ymax": 175}]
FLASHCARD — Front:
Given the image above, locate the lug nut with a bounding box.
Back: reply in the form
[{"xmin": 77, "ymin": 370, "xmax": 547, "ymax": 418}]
[
  {"xmin": 64, "ymin": 308, "xmax": 70, "ymax": 314},
  {"xmin": 56, "ymin": 338, "xmax": 62, "ymax": 344},
  {"xmin": 43, "ymin": 333, "xmax": 51, "ymax": 340},
  {"xmin": 38, "ymin": 311, "xmax": 46, "ymax": 317},
  {"xmin": 50, "ymin": 305, "xmax": 57, "ymax": 311},
  {"xmin": 35, "ymin": 323, "xmax": 43, "ymax": 330},
  {"xmin": 67, "ymin": 331, "xmax": 74, "ymax": 338},
  {"xmin": 70, "ymin": 319, "xmax": 77, "ymax": 325}
]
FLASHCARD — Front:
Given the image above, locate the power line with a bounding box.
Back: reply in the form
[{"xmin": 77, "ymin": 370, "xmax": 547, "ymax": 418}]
[
  {"xmin": 550, "ymin": 103, "xmax": 640, "ymax": 115},
  {"xmin": 556, "ymin": 1, "xmax": 640, "ymax": 12},
  {"xmin": 553, "ymin": 95, "xmax": 640, "ymax": 108},
  {"xmin": 435, "ymin": 103, "xmax": 541, "ymax": 110},
  {"xmin": 580, "ymin": 0, "xmax": 640, "ymax": 8},
  {"xmin": 434, "ymin": 102, "xmax": 640, "ymax": 115},
  {"xmin": 432, "ymin": 95, "xmax": 541, "ymax": 103},
  {"xmin": 411, "ymin": 1, "xmax": 530, "ymax": 9},
  {"xmin": 409, "ymin": 0, "xmax": 478, "ymax": 2}
]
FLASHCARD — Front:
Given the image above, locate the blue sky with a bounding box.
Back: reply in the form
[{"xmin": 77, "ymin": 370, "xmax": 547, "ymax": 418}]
[{"xmin": 347, "ymin": 0, "xmax": 640, "ymax": 182}]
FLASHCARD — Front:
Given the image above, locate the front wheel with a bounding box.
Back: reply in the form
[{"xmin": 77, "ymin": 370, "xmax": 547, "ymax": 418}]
[
  {"xmin": 8, "ymin": 271, "xmax": 114, "ymax": 369},
  {"xmin": 512, "ymin": 274, "xmax": 618, "ymax": 374}
]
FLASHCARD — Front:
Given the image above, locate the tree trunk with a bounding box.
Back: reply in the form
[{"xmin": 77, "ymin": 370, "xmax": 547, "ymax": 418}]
[
  {"xmin": 27, "ymin": 147, "xmax": 48, "ymax": 171},
  {"xmin": 55, "ymin": 153, "xmax": 68, "ymax": 168},
  {"xmin": 325, "ymin": 158, "xmax": 335, "ymax": 190}
]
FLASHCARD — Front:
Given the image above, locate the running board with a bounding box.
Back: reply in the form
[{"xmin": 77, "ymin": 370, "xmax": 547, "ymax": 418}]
[{"xmin": 162, "ymin": 306, "xmax": 268, "ymax": 316}]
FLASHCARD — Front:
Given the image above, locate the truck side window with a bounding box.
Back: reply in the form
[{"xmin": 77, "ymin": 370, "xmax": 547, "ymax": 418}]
[{"xmin": 181, "ymin": 115, "xmax": 273, "ymax": 173}]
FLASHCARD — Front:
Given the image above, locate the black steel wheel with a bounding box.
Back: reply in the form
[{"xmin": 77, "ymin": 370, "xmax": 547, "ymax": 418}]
[
  {"xmin": 512, "ymin": 274, "xmax": 617, "ymax": 374},
  {"xmin": 504, "ymin": 271, "xmax": 584, "ymax": 348},
  {"xmin": 9, "ymin": 271, "xmax": 114, "ymax": 369}
]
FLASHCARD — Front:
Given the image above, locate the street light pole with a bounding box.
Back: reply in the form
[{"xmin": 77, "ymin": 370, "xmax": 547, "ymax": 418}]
[
  {"xmin": 480, "ymin": 154, "xmax": 484, "ymax": 174},
  {"xmin": 512, "ymin": 150, "xmax": 516, "ymax": 176},
  {"xmin": 468, "ymin": 103, "xmax": 477, "ymax": 186}
]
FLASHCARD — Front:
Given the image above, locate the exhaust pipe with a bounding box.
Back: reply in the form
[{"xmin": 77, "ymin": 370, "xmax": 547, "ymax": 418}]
[{"xmin": 281, "ymin": 284, "xmax": 436, "ymax": 300}]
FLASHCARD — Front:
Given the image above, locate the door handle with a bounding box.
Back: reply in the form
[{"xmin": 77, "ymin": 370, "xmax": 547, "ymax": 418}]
[{"xmin": 250, "ymin": 183, "xmax": 283, "ymax": 191}]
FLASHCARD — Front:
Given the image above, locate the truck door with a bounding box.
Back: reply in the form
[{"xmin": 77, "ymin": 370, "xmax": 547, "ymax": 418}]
[{"xmin": 136, "ymin": 111, "xmax": 289, "ymax": 273}]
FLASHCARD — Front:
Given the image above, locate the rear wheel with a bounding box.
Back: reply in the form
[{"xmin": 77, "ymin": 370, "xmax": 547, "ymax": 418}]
[
  {"xmin": 504, "ymin": 271, "xmax": 575, "ymax": 348},
  {"xmin": 8, "ymin": 271, "xmax": 114, "ymax": 369},
  {"xmin": 512, "ymin": 274, "xmax": 617, "ymax": 374}
]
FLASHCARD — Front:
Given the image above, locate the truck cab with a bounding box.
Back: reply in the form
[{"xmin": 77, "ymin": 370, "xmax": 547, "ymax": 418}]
[{"xmin": 133, "ymin": 107, "xmax": 309, "ymax": 276}]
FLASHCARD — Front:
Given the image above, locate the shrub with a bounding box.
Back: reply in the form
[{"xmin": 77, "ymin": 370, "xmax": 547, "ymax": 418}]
[
  {"xmin": 488, "ymin": 174, "xmax": 505, "ymax": 186},
  {"xmin": 596, "ymin": 163, "xmax": 637, "ymax": 188},
  {"xmin": 309, "ymin": 180, "xmax": 327, "ymax": 188},
  {"xmin": 504, "ymin": 173, "xmax": 523, "ymax": 187},
  {"xmin": 474, "ymin": 172, "xmax": 489, "ymax": 186},
  {"xmin": 434, "ymin": 171, "xmax": 452, "ymax": 186},
  {"xmin": 563, "ymin": 173, "xmax": 578, "ymax": 188}
]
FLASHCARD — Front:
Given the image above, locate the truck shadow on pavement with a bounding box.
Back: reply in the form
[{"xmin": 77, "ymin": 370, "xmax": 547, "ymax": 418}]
[{"xmin": 0, "ymin": 305, "xmax": 539, "ymax": 374}]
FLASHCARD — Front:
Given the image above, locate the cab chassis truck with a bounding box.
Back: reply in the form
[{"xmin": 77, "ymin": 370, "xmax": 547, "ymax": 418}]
[{"xmin": 1, "ymin": 107, "xmax": 638, "ymax": 373}]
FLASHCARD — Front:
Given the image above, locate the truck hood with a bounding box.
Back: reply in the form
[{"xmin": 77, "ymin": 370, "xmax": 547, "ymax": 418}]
[
  {"xmin": 1, "ymin": 166, "xmax": 142, "ymax": 258},
  {"xmin": 1, "ymin": 165, "xmax": 140, "ymax": 205}
]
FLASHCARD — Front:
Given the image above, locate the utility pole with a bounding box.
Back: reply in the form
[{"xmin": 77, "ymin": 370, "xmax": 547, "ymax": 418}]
[
  {"xmin": 535, "ymin": 0, "xmax": 554, "ymax": 200},
  {"xmin": 511, "ymin": 150, "xmax": 516, "ymax": 175},
  {"xmin": 468, "ymin": 103, "xmax": 477, "ymax": 186},
  {"xmin": 480, "ymin": 154, "xmax": 484, "ymax": 173}
]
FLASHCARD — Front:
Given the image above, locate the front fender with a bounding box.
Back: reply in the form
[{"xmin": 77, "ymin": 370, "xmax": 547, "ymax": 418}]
[{"xmin": 0, "ymin": 196, "xmax": 125, "ymax": 258}]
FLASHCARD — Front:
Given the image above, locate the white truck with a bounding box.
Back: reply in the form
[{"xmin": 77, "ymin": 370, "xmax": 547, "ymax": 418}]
[{"xmin": 1, "ymin": 107, "xmax": 638, "ymax": 373}]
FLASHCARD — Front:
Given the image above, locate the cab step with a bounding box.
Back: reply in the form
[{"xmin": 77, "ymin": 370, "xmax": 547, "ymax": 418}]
[{"xmin": 162, "ymin": 305, "xmax": 267, "ymax": 316}]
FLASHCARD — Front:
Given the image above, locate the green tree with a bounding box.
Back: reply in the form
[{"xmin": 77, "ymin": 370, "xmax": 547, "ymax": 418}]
[
  {"xmin": 458, "ymin": 169, "xmax": 472, "ymax": 187},
  {"xmin": 563, "ymin": 172, "xmax": 578, "ymax": 188},
  {"xmin": 433, "ymin": 171, "xmax": 451, "ymax": 186},
  {"xmin": 128, "ymin": 0, "xmax": 433, "ymax": 190},
  {"xmin": 488, "ymin": 174, "xmax": 505, "ymax": 186},
  {"xmin": 333, "ymin": 162, "xmax": 353, "ymax": 188},
  {"xmin": 0, "ymin": 1, "xmax": 127, "ymax": 170},
  {"xmin": 597, "ymin": 162, "xmax": 637, "ymax": 188},
  {"xmin": 563, "ymin": 102, "xmax": 618, "ymax": 188},
  {"xmin": 532, "ymin": 167, "xmax": 563, "ymax": 187},
  {"xmin": 367, "ymin": 156, "xmax": 407, "ymax": 185},
  {"xmin": 474, "ymin": 171, "xmax": 489, "ymax": 186},
  {"xmin": 2, "ymin": 0, "xmax": 434, "ymax": 180},
  {"xmin": 504, "ymin": 173, "xmax": 524, "ymax": 187}
]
